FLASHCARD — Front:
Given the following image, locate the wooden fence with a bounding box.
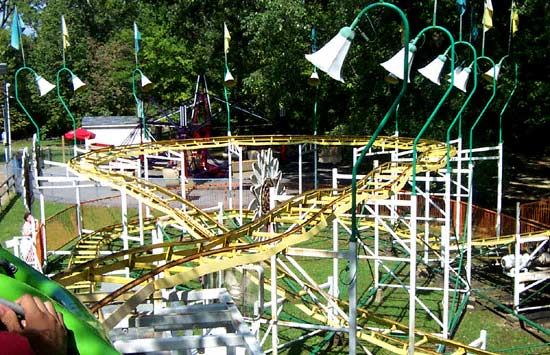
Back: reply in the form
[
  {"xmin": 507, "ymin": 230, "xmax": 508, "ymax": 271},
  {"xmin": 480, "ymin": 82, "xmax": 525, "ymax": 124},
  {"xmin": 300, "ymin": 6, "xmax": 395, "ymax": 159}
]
[{"xmin": 0, "ymin": 174, "xmax": 17, "ymax": 212}]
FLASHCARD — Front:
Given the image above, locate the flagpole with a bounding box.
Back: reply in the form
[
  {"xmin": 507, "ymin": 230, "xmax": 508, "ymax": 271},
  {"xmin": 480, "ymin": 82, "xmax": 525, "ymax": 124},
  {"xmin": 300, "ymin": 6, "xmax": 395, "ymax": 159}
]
[
  {"xmin": 481, "ymin": 27, "xmax": 486, "ymax": 57},
  {"xmin": 62, "ymin": 16, "xmax": 66, "ymax": 67},
  {"xmin": 17, "ymin": 10, "xmax": 26, "ymax": 67},
  {"xmin": 223, "ymin": 23, "xmax": 231, "ymax": 136},
  {"xmin": 507, "ymin": 2, "xmax": 513, "ymax": 55}
]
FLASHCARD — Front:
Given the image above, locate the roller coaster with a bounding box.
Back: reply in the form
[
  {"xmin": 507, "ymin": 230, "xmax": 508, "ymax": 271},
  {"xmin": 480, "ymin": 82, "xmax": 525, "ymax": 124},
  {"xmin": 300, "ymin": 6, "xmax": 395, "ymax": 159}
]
[
  {"xmin": 11, "ymin": 133, "xmax": 544, "ymax": 354},
  {"xmin": 3, "ymin": 2, "xmax": 549, "ymax": 353}
]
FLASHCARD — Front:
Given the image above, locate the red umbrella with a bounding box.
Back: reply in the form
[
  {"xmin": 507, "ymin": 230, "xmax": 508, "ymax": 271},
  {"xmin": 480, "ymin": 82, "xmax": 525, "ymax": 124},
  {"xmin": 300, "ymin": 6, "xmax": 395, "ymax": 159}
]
[{"xmin": 64, "ymin": 128, "xmax": 96, "ymax": 140}]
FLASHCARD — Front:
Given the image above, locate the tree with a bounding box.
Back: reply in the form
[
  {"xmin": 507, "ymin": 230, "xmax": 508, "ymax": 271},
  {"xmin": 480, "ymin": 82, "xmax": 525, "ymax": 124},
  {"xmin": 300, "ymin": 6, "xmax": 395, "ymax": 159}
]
[{"xmin": 0, "ymin": 0, "xmax": 547, "ymax": 156}]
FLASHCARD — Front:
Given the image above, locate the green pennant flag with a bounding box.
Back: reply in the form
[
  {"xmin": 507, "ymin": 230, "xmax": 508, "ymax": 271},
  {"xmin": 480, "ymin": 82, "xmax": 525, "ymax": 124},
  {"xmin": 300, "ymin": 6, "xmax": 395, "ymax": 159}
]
[
  {"xmin": 11, "ymin": 7, "xmax": 20, "ymax": 50},
  {"xmin": 134, "ymin": 21, "xmax": 141, "ymax": 54}
]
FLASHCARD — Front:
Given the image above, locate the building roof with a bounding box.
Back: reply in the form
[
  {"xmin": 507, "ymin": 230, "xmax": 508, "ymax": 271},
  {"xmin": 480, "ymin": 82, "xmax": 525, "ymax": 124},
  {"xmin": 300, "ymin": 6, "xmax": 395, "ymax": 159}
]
[{"xmin": 82, "ymin": 116, "xmax": 139, "ymax": 128}]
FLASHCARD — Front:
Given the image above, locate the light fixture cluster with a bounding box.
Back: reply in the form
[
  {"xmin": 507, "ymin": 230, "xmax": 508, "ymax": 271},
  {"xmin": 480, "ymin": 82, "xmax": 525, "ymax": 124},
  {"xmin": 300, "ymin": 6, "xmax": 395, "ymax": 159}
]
[
  {"xmin": 305, "ymin": 26, "xmax": 503, "ymax": 93},
  {"xmin": 35, "ymin": 70, "xmax": 86, "ymax": 97}
]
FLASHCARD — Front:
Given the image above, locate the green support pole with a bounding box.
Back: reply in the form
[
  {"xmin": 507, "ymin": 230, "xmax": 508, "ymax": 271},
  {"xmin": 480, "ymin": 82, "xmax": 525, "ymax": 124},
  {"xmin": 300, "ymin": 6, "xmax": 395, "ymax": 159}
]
[
  {"xmin": 347, "ymin": 4, "xmax": 410, "ymax": 354},
  {"xmin": 132, "ymin": 67, "xmax": 147, "ymax": 140},
  {"xmin": 446, "ymin": 41, "xmax": 478, "ymax": 173},
  {"xmin": 14, "ymin": 66, "xmax": 43, "ymax": 144},
  {"xmin": 464, "ymin": 55, "xmax": 497, "ymax": 293},
  {"xmin": 499, "ymin": 61, "xmax": 518, "ymax": 145},
  {"xmin": 411, "ymin": 27, "xmax": 456, "ymax": 194},
  {"xmin": 468, "ymin": 56, "xmax": 497, "ymax": 163},
  {"xmin": 444, "ymin": 46, "xmax": 478, "ymax": 326},
  {"xmin": 496, "ymin": 59, "xmax": 517, "ymax": 237},
  {"xmin": 56, "ymin": 66, "xmax": 78, "ymax": 157}
]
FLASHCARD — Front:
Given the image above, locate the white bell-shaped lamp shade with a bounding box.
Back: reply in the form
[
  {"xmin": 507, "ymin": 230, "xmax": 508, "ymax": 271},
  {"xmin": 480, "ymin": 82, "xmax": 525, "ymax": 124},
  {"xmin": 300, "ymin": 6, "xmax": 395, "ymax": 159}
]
[
  {"xmin": 482, "ymin": 64, "xmax": 500, "ymax": 83},
  {"xmin": 141, "ymin": 74, "xmax": 154, "ymax": 92},
  {"xmin": 224, "ymin": 70, "xmax": 237, "ymax": 88},
  {"xmin": 448, "ymin": 66, "xmax": 471, "ymax": 93},
  {"xmin": 418, "ymin": 54, "xmax": 447, "ymax": 85},
  {"xmin": 380, "ymin": 43, "xmax": 417, "ymax": 83},
  {"xmin": 307, "ymin": 71, "xmax": 320, "ymax": 87},
  {"xmin": 305, "ymin": 26, "xmax": 355, "ymax": 83},
  {"xmin": 71, "ymin": 74, "xmax": 86, "ymax": 93},
  {"xmin": 34, "ymin": 74, "xmax": 56, "ymax": 97}
]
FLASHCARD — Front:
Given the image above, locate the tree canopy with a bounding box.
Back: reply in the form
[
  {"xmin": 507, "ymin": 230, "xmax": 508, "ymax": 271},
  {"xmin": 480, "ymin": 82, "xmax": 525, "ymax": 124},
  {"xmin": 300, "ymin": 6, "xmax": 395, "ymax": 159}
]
[{"xmin": 0, "ymin": 0, "xmax": 548, "ymax": 153}]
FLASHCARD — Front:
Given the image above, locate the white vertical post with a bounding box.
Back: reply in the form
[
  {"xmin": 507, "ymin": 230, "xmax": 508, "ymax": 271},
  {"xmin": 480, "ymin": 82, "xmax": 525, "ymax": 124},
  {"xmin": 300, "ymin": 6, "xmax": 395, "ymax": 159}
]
[
  {"xmin": 121, "ymin": 189, "xmax": 129, "ymax": 278},
  {"xmin": 144, "ymin": 154, "xmax": 151, "ymax": 218},
  {"xmin": 332, "ymin": 168, "xmax": 338, "ymax": 192},
  {"xmin": 137, "ymin": 163, "xmax": 144, "ymax": 245},
  {"xmin": 455, "ymin": 138, "xmax": 463, "ymax": 238},
  {"xmin": 3, "ymin": 82, "xmax": 11, "ymax": 163},
  {"xmin": 424, "ymin": 172, "xmax": 430, "ymax": 264},
  {"xmin": 39, "ymin": 192, "xmax": 46, "ymax": 260},
  {"xmin": 332, "ymin": 218, "xmax": 339, "ymax": 295},
  {"xmin": 228, "ymin": 142, "xmax": 233, "ymax": 209},
  {"xmin": 218, "ymin": 201, "xmax": 224, "ymax": 234},
  {"xmin": 74, "ymin": 180, "xmax": 82, "ymax": 238},
  {"xmin": 331, "ymin": 168, "xmax": 339, "ymax": 303},
  {"xmin": 349, "ymin": 233, "xmax": 357, "ymax": 355},
  {"xmin": 238, "ymin": 146, "xmax": 243, "ymax": 225},
  {"xmin": 513, "ymin": 202, "xmax": 521, "ymax": 313},
  {"xmin": 374, "ymin": 201, "xmax": 380, "ymax": 288},
  {"xmin": 408, "ymin": 194, "xmax": 418, "ymax": 355},
  {"xmin": 442, "ymin": 170, "xmax": 452, "ymax": 339},
  {"xmin": 496, "ymin": 142, "xmax": 503, "ymax": 237},
  {"xmin": 466, "ymin": 162, "xmax": 474, "ymax": 285},
  {"xmin": 298, "ymin": 144, "xmax": 303, "ymax": 194},
  {"xmin": 180, "ymin": 153, "xmax": 186, "ymax": 210},
  {"xmin": 270, "ymin": 254, "xmax": 278, "ymax": 355}
]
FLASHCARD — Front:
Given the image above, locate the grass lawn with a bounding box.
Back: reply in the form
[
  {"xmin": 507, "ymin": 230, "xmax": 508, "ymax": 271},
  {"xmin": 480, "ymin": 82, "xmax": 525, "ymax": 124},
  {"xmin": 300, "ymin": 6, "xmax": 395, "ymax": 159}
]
[{"xmin": 0, "ymin": 196, "xmax": 69, "ymax": 243}]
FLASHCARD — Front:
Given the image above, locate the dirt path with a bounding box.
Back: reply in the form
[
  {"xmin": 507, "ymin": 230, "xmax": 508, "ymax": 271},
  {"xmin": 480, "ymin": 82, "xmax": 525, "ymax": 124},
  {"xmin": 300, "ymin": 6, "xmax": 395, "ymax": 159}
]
[{"xmin": 504, "ymin": 153, "xmax": 550, "ymax": 205}]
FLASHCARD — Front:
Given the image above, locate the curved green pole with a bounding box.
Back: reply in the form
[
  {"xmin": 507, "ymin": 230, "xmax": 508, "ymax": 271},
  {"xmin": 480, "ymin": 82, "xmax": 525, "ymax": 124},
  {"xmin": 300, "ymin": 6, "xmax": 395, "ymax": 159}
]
[
  {"xmin": 496, "ymin": 60, "xmax": 517, "ymax": 237},
  {"xmin": 348, "ymin": 3, "xmax": 409, "ymax": 354},
  {"xmin": 445, "ymin": 41, "xmax": 478, "ymax": 173},
  {"xmin": 14, "ymin": 66, "xmax": 42, "ymax": 144},
  {"xmin": 311, "ymin": 26, "xmax": 319, "ymax": 189},
  {"xmin": 499, "ymin": 61, "xmax": 517, "ymax": 144},
  {"xmin": 411, "ymin": 26, "xmax": 456, "ymax": 194},
  {"xmin": 462, "ymin": 55, "xmax": 497, "ymax": 304},
  {"xmin": 132, "ymin": 67, "xmax": 147, "ymax": 140},
  {"xmin": 440, "ymin": 41, "xmax": 477, "ymax": 344},
  {"xmin": 56, "ymin": 66, "xmax": 78, "ymax": 157},
  {"xmin": 468, "ymin": 56, "xmax": 497, "ymax": 162}
]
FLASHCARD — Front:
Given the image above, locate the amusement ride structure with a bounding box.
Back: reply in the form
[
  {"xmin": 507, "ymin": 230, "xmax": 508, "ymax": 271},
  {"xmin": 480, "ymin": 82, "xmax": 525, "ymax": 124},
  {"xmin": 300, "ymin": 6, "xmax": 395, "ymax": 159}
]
[{"xmin": 2, "ymin": 2, "xmax": 550, "ymax": 355}]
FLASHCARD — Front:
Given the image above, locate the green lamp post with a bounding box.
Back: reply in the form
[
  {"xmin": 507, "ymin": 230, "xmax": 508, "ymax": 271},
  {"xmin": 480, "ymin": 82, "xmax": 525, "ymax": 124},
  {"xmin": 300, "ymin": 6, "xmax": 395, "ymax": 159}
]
[
  {"xmin": 306, "ymin": 3, "xmax": 410, "ymax": 353},
  {"xmin": 132, "ymin": 22, "xmax": 153, "ymax": 141},
  {"xmin": 496, "ymin": 61, "xmax": 518, "ymax": 237},
  {"xmin": 56, "ymin": 67, "xmax": 86, "ymax": 157},
  {"xmin": 14, "ymin": 66, "xmax": 56, "ymax": 145},
  {"xmin": 132, "ymin": 67, "xmax": 154, "ymax": 140},
  {"xmin": 223, "ymin": 22, "xmax": 236, "ymax": 136},
  {"xmin": 308, "ymin": 26, "xmax": 320, "ymax": 189},
  {"xmin": 464, "ymin": 55, "xmax": 497, "ymax": 289},
  {"xmin": 56, "ymin": 15, "xmax": 87, "ymax": 157}
]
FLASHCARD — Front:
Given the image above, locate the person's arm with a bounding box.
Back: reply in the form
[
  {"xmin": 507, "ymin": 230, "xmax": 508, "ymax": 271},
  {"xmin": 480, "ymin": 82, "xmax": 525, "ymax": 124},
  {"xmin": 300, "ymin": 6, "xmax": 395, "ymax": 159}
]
[{"xmin": 0, "ymin": 294, "xmax": 67, "ymax": 355}]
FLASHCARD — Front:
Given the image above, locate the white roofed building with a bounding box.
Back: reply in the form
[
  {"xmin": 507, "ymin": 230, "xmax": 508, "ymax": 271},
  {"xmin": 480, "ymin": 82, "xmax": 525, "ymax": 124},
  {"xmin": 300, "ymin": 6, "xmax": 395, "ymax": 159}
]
[{"xmin": 82, "ymin": 116, "xmax": 152, "ymax": 148}]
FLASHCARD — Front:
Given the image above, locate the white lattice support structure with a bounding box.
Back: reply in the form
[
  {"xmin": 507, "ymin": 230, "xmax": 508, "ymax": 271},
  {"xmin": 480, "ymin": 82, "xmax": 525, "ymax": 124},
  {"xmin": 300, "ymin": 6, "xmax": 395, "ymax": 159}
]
[{"xmin": 110, "ymin": 288, "xmax": 263, "ymax": 355}]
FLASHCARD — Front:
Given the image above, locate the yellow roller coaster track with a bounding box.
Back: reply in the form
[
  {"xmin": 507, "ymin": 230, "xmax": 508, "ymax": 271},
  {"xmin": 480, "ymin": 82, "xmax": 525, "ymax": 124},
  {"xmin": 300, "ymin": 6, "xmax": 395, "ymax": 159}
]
[{"xmin": 54, "ymin": 134, "xmax": 538, "ymax": 354}]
